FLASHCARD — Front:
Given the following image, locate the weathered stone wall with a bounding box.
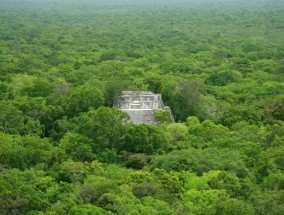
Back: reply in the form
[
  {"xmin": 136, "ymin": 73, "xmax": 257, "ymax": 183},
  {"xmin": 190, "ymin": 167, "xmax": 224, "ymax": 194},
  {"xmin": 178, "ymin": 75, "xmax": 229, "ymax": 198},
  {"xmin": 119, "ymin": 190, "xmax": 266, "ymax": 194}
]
[
  {"xmin": 117, "ymin": 91, "xmax": 163, "ymax": 110},
  {"xmin": 123, "ymin": 109, "xmax": 156, "ymax": 124},
  {"xmin": 116, "ymin": 91, "xmax": 173, "ymax": 124}
]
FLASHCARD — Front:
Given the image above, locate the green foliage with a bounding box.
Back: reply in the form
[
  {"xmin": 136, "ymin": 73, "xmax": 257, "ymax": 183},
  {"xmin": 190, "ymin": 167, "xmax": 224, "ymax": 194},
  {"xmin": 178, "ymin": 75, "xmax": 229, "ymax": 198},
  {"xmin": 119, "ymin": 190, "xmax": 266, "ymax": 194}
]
[
  {"xmin": 169, "ymin": 79, "xmax": 205, "ymax": 121},
  {"xmin": 207, "ymin": 171, "xmax": 254, "ymax": 199},
  {"xmin": 0, "ymin": 169, "xmax": 69, "ymax": 214},
  {"xmin": 124, "ymin": 153, "xmax": 153, "ymax": 170},
  {"xmin": 151, "ymin": 148, "xmax": 249, "ymax": 178},
  {"xmin": 166, "ymin": 123, "xmax": 189, "ymax": 147},
  {"xmin": 183, "ymin": 189, "xmax": 229, "ymax": 214},
  {"xmin": 74, "ymin": 107, "xmax": 129, "ymax": 152},
  {"xmin": 154, "ymin": 109, "xmax": 173, "ymax": 124},
  {"xmin": 68, "ymin": 83, "xmax": 104, "ymax": 117},
  {"xmin": 121, "ymin": 124, "xmax": 169, "ymax": 154},
  {"xmin": 128, "ymin": 168, "xmax": 183, "ymax": 202},
  {"xmin": 144, "ymin": 73, "xmax": 163, "ymax": 93},
  {"xmin": 0, "ymin": 0, "xmax": 283, "ymax": 214},
  {"xmin": 0, "ymin": 133, "xmax": 53, "ymax": 170},
  {"xmin": 0, "ymin": 101, "xmax": 24, "ymax": 134},
  {"xmin": 215, "ymin": 198, "xmax": 255, "ymax": 215},
  {"xmin": 69, "ymin": 204, "xmax": 111, "ymax": 215},
  {"xmin": 59, "ymin": 132, "xmax": 94, "ymax": 162},
  {"xmin": 103, "ymin": 80, "xmax": 125, "ymax": 107},
  {"xmin": 250, "ymin": 191, "xmax": 284, "ymax": 215}
]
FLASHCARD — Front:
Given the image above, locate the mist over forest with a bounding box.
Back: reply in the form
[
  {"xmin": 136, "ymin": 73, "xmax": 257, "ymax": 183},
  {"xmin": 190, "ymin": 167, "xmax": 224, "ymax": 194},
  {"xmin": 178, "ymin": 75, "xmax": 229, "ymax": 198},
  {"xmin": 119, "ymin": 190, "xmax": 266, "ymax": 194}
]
[{"xmin": 1, "ymin": 0, "xmax": 284, "ymax": 11}]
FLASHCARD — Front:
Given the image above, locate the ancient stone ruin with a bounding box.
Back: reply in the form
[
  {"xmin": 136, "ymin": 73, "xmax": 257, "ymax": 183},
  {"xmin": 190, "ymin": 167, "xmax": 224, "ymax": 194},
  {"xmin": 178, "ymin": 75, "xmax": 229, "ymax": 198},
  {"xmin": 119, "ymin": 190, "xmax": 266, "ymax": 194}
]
[{"xmin": 116, "ymin": 91, "xmax": 173, "ymax": 124}]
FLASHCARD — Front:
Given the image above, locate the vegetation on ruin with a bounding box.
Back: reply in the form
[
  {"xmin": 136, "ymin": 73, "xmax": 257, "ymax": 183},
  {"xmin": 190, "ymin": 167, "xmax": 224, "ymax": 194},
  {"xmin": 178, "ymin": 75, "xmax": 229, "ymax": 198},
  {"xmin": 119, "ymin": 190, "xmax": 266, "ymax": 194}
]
[{"xmin": 0, "ymin": 0, "xmax": 283, "ymax": 214}]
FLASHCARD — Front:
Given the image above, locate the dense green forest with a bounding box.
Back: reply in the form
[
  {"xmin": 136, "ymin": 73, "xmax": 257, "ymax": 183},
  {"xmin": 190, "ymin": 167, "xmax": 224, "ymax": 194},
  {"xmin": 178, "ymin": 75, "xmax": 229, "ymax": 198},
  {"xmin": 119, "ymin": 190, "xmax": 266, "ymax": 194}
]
[{"xmin": 0, "ymin": 0, "xmax": 284, "ymax": 214}]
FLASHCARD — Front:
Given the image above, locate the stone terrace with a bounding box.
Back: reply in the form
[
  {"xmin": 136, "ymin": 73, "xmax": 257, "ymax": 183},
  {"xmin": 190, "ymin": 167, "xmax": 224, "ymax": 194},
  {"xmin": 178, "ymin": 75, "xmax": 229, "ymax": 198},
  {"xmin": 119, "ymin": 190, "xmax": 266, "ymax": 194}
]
[{"xmin": 116, "ymin": 91, "xmax": 172, "ymax": 124}]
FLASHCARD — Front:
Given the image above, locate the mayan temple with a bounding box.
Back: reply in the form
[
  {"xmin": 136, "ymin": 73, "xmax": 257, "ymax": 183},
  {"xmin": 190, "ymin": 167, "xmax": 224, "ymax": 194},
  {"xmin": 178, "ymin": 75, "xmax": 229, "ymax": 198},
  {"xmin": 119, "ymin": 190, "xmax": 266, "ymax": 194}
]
[{"xmin": 116, "ymin": 91, "xmax": 173, "ymax": 124}]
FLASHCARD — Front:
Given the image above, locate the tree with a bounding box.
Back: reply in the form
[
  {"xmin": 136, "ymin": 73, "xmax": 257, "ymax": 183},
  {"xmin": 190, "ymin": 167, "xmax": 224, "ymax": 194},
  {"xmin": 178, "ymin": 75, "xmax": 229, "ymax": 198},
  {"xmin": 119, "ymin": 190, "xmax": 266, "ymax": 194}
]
[
  {"xmin": 151, "ymin": 148, "xmax": 249, "ymax": 177},
  {"xmin": 124, "ymin": 153, "xmax": 152, "ymax": 170},
  {"xmin": 7, "ymin": 74, "xmax": 53, "ymax": 97},
  {"xmin": 207, "ymin": 70, "xmax": 243, "ymax": 86},
  {"xmin": 169, "ymin": 79, "xmax": 205, "ymax": 121},
  {"xmin": 59, "ymin": 132, "xmax": 94, "ymax": 162},
  {"xmin": 68, "ymin": 83, "xmax": 104, "ymax": 117},
  {"xmin": 79, "ymin": 175, "xmax": 120, "ymax": 204},
  {"xmin": 0, "ymin": 169, "xmax": 62, "ymax": 214},
  {"xmin": 215, "ymin": 198, "xmax": 255, "ymax": 215},
  {"xmin": 49, "ymin": 160, "xmax": 87, "ymax": 183},
  {"xmin": 0, "ymin": 101, "xmax": 24, "ymax": 134},
  {"xmin": 250, "ymin": 190, "xmax": 284, "ymax": 215},
  {"xmin": 183, "ymin": 189, "xmax": 229, "ymax": 214},
  {"xmin": 141, "ymin": 196, "xmax": 175, "ymax": 215},
  {"xmin": 121, "ymin": 124, "xmax": 169, "ymax": 154},
  {"xmin": 207, "ymin": 171, "xmax": 254, "ymax": 199},
  {"xmin": 69, "ymin": 204, "xmax": 111, "ymax": 215},
  {"xmin": 74, "ymin": 107, "xmax": 129, "ymax": 152},
  {"xmin": 166, "ymin": 123, "xmax": 189, "ymax": 147},
  {"xmin": 103, "ymin": 80, "xmax": 125, "ymax": 107},
  {"xmin": 144, "ymin": 72, "xmax": 163, "ymax": 93},
  {"xmin": 153, "ymin": 109, "xmax": 173, "ymax": 124}
]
